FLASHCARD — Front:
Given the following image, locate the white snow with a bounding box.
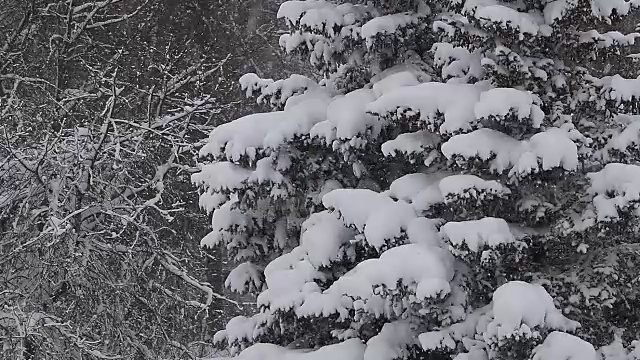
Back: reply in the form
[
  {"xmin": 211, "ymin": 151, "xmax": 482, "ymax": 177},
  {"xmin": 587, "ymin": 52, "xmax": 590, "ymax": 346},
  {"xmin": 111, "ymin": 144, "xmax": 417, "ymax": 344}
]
[
  {"xmin": 597, "ymin": 75, "xmax": 640, "ymax": 103},
  {"xmin": 322, "ymin": 189, "xmax": 394, "ymax": 231},
  {"xmin": 602, "ymin": 116, "xmax": 640, "ymax": 156},
  {"xmin": 386, "ymin": 173, "xmax": 441, "ymax": 202},
  {"xmin": 451, "ymin": 350, "xmax": 489, "ymax": 360},
  {"xmin": 486, "ymin": 281, "xmax": 580, "ymax": 342},
  {"xmin": 201, "ymin": 198, "xmax": 247, "ymax": 248},
  {"xmin": 200, "ymin": 89, "xmax": 332, "ymax": 161},
  {"xmin": 310, "ymin": 88, "xmax": 377, "ymax": 143},
  {"xmin": 526, "ymin": 128, "xmax": 579, "ymax": 172},
  {"xmin": 225, "ymin": 262, "xmax": 264, "ymax": 293},
  {"xmin": 259, "ymin": 249, "xmax": 323, "ymax": 311},
  {"xmin": 361, "ymin": 13, "xmax": 424, "ymax": 47},
  {"xmin": 542, "ymin": 0, "xmax": 637, "ymax": 23},
  {"xmin": 314, "ymin": 179, "xmax": 343, "ymax": 204},
  {"xmin": 239, "ymin": 73, "xmax": 274, "ymax": 98},
  {"xmin": 432, "ymin": 42, "xmax": 484, "ymax": 83},
  {"xmin": 598, "ymin": 337, "xmax": 640, "ymax": 360},
  {"xmin": 363, "ymin": 200, "xmax": 417, "ymax": 248},
  {"xmin": 365, "ymin": 322, "xmax": 416, "ymax": 360},
  {"xmin": 411, "ymin": 183, "xmax": 446, "ymax": 211},
  {"xmin": 381, "ymin": 131, "xmax": 441, "ymax": 158},
  {"xmin": 277, "ymin": 1, "xmax": 374, "ymax": 69},
  {"xmin": 432, "ymin": 20, "xmax": 456, "ymax": 38},
  {"xmin": 441, "ymin": 128, "xmax": 578, "ymax": 176},
  {"xmin": 191, "ymin": 162, "xmax": 251, "ymax": 192},
  {"xmin": 372, "ymin": 71, "xmax": 420, "ymax": 98},
  {"xmin": 391, "ymin": 174, "xmax": 510, "ymax": 213},
  {"xmin": 419, "ymin": 305, "xmax": 493, "ymax": 355},
  {"xmin": 231, "ymin": 338, "xmax": 365, "ymax": 360},
  {"xmin": 441, "ymin": 128, "xmax": 520, "ymax": 172},
  {"xmin": 297, "ymin": 243, "xmax": 454, "ymax": 318},
  {"xmin": 300, "ymin": 3, "xmax": 372, "ymax": 36},
  {"xmin": 579, "ymin": 30, "xmax": 640, "ymax": 48},
  {"xmin": 248, "ymin": 157, "xmax": 286, "ymax": 185},
  {"xmin": 474, "ymin": 88, "xmax": 545, "ymax": 128},
  {"xmin": 590, "ymin": 0, "xmax": 639, "ymax": 18},
  {"xmin": 587, "ymin": 163, "xmax": 640, "ymax": 221},
  {"xmin": 475, "ymin": 5, "xmax": 546, "ymax": 37},
  {"xmin": 544, "ymin": 0, "xmax": 578, "ymax": 23},
  {"xmin": 441, "ymin": 217, "xmax": 516, "ymax": 252},
  {"xmin": 385, "ymin": 172, "xmax": 452, "ymax": 212},
  {"xmin": 406, "ymin": 217, "xmax": 443, "ymax": 247},
  {"xmin": 215, "ymin": 313, "xmax": 266, "ymax": 348},
  {"xmin": 198, "ymin": 192, "xmax": 228, "ymax": 214},
  {"xmin": 455, "ymin": 0, "xmax": 550, "ymax": 37},
  {"xmin": 613, "ymin": 114, "xmax": 640, "ymax": 127},
  {"xmin": 240, "ymin": 73, "xmax": 318, "ymax": 106},
  {"xmin": 278, "ymin": 1, "xmax": 329, "ymax": 22},
  {"xmin": 438, "ymin": 175, "xmax": 511, "ymax": 201},
  {"xmin": 367, "ymin": 82, "xmax": 484, "ymax": 134},
  {"xmin": 300, "ymin": 211, "xmax": 357, "ymax": 268},
  {"xmin": 369, "ymin": 64, "xmax": 432, "ymax": 85},
  {"xmin": 257, "ymin": 211, "xmax": 356, "ymax": 311},
  {"xmin": 531, "ymin": 332, "xmax": 597, "ymax": 360},
  {"xmin": 278, "ymin": 0, "xmax": 370, "ymax": 26},
  {"xmin": 419, "ymin": 331, "xmax": 457, "ymax": 351},
  {"xmin": 279, "ymin": 31, "xmax": 317, "ymax": 54},
  {"xmin": 321, "ymin": 187, "xmax": 420, "ymax": 248}
]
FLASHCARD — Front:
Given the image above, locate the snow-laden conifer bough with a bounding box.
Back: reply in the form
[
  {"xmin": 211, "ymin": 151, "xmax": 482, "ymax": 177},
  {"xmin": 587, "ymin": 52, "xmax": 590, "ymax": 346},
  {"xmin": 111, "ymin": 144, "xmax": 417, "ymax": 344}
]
[{"xmin": 194, "ymin": 0, "xmax": 640, "ymax": 359}]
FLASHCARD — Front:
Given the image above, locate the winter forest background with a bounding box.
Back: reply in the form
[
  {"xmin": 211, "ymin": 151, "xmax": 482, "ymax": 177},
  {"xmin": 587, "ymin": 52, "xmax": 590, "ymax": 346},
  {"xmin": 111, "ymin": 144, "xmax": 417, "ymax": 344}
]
[{"xmin": 1, "ymin": 0, "xmax": 640, "ymax": 359}]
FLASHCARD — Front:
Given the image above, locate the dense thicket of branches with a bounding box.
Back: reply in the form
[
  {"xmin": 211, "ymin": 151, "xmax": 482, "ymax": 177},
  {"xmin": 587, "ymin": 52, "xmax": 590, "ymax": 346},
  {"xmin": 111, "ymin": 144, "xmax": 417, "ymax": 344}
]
[{"xmin": 0, "ymin": 0, "xmax": 287, "ymax": 358}]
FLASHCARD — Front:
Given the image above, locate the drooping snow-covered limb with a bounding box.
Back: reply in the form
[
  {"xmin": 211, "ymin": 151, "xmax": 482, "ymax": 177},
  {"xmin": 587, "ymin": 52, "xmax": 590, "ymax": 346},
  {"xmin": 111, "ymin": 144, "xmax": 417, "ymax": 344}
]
[{"xmin": 157, "ymin": 252, "xmax": 243, "ymax": 310}]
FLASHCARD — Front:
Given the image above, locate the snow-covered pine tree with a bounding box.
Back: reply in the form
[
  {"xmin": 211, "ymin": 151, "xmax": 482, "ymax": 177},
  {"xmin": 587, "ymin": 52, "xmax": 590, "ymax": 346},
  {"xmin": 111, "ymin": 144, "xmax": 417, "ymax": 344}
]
[{"xmin": 194, "ymin": 0, "xmax": 640, "ymax": 359}]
